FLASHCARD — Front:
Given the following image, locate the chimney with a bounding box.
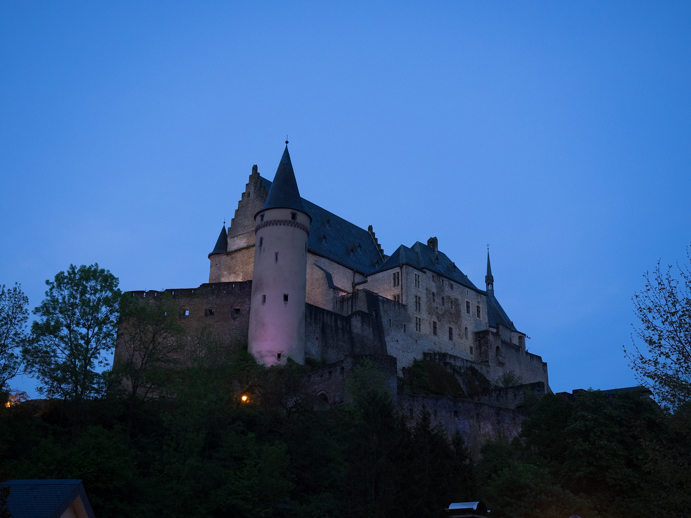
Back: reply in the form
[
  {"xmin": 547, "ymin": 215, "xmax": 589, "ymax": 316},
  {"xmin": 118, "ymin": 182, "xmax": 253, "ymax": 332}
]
[{"xmin": 427, "ymin": 237, "xmax": 438, "ymax": 252}]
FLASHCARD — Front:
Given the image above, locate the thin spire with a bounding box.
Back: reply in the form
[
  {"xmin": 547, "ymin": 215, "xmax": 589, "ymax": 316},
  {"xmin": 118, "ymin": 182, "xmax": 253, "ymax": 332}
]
[{"xmin": 485, "ymin": 246, "xmax": 494, "ymax": 292}]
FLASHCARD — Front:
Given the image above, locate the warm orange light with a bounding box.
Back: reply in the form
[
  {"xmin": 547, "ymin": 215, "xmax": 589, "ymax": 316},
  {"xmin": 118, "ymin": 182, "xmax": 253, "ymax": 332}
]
[{"xmin": 241, "ymin": 395, "xmax": 248, "ymax": 403}]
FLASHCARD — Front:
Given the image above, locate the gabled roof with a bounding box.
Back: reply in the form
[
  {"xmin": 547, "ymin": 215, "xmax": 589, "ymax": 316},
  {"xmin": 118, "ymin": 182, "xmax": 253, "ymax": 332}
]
[
  {"xmin": 260, "ymin": 146, "xmax": 307, "ymax": 215},
  {"xmin": 260, "ymin": 177, "xmax": 384, "ymax": 274},
  {"xmin": 208, "ymin": 224, "xmax": 228, "ymax": 257},
  {"xmin": 487, "ymin": 292, "xmax": 517, "ymax": 332},
  {"xmin": 375, "ymin": 241, "xmax": 478, "ymax": 291},
  {"xmin": 2, "ymin": 479, "xmax": 96, "ymax": 518}
]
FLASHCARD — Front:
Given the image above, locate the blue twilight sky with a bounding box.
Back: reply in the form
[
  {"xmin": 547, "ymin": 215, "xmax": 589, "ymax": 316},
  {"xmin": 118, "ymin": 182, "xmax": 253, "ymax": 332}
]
[{"xmin": 1, "ymin": 2, "xmax": 690, "ymax": 397}]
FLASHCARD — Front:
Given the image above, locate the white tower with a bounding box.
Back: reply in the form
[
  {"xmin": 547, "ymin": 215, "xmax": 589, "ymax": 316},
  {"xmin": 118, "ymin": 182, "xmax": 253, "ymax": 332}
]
[{"xmin": 248, "ymin": 145, "xmax": 311, "ymax": 366}]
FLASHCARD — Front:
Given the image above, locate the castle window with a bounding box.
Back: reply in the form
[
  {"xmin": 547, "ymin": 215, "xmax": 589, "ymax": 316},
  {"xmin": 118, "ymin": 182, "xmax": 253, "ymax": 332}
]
[
  {"xmin": 449, "ymin": 327, "xmax": 453, "ymax": 340},
  {"xmin": 466, "ymin": 301, "xmax": 470, "ymax": 314},
  {"xmin": 450, "ymin": 283, "xmax": 454, "ymax": 291},
  {"xmin": 291, "ymin": 212, "xmax": 297, "ymax": 221},
  {"xmin": 432, "ymin": 275, "xmax": 435, "ymax": 282},
  {"xmin": 432, "ymin": 292, "xmax": 436, "ymax": 303},
  {"xmin": 414, "ymin": 274, "xmax": 420, "ymax": 288},
  {"xmin": 393, "ymin": 272, "xmax": 400, "ymax": 287},
  {"xmin": 441, "ymin": 296, "xmax": 445, "ymax": 306},
  {"xmin": 441, "ymin": 279, "xmax": 444, "ymax": 286},
  {"xmin": 262, "ymin": 295, "xmax": 266, "ymax": 304},
  {"xmin": 284, "ymin": 294, "xmax": 289, "ymax": 302},
  {"xmin": 325, "ymin": 218, "xmax": 330, "ymax": 228},
  {"xmin": 181, "ymin": 308, "xmax": 190, "ymax": 317},
  {"xmin": 233, "ymin": 308, "xmax": 241, "ymax": 317},
  {"xmin": 275, "ymin": 252, "xmax": 279, "ymax": 263},
  {"xmin": 518, "ymin": 336, "xmax": 525, "ymax": 347},
  {"xmin": 260, "ymin": 214, "xmax": 265, "ymax": 222},
  {"xmin": 465, "ymin": 327, "xmax": 469, "ymax": 339},
  {"xmin": 393, "ymin": 294, "xmax": 401, "ymax": 303},
  {"xmin": 340, "ymin": 366, "xmax": 345, "ymax": 376},
  {"xmin": 476, "ymin": 305, "xmax": 481, "ymax": 319},
  {"xmin": 403, "ymin": 324, "xmax": 406, "ymax": 333},
  {"xmin": 414, "ymin": 296, "xmax": 421, "ymax": 311},
  {"xmin": 277, "ymin": 353, "xmax": 281, "ymax": 360},
  {"xmin": 415, "ymin": 317, "xmax": 421, "ymax": 332},
  {"xmin": 470, "ymin": 346, "xmax": 474, "ymax": 355},
  {"xmin": 259, "ymin": 237, "xmax": 263, "ymax": 248},
  {"xmin": 433, "ymin": 321, "xmax": 437, "ymax": 336},
  {"xmin": 205, "ymin": 309, "xmax": 215, "ymax": 317},
  {"xmin": 454, "ymin": 410, "xmax": 459, "ymax": 417}
]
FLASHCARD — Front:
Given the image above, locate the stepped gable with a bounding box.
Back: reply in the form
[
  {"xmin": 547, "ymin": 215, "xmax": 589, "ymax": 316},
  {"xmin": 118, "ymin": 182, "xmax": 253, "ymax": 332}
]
[
  {"xmin": 374, "ymin": 241, "xmax": 478, "ymax": 291},
  {"xmin": 260, "ymin": 176, "xmax": 384, "ymax": 274}
]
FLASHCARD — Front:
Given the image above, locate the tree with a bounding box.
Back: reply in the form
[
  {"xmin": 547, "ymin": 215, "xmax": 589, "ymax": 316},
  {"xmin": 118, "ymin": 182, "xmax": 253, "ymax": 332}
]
[
  {"xmin": 23, "ymin": 264, "xmax": 120, "ymax": 400},
  {"xmin": 113, "ymin": 292, "xmax": 184, "ymax": 427},
  {"xmin": 625, "ymin": 245, "xmax": 691, "ymax": 411},
  {"xmin": 0, "ymin": 283, "xmax": 29, "ymax": 392}
]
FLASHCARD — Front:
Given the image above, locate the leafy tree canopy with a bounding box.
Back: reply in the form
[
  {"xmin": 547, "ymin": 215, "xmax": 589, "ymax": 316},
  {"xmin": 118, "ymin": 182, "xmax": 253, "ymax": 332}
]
[
  {"xmin": 0, "ymin": 283, "xmax": 28, "ymax": 392},
  {"xmin": 23, "ymin": 264, "xmax": 120, "ymax": 401}
]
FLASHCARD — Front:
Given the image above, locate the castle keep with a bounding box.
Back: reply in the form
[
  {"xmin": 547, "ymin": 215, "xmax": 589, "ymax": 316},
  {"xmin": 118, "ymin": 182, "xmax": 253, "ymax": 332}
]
[{"xmin": 124, "ymin": 145, "xmax": 549, "ymax": 448}]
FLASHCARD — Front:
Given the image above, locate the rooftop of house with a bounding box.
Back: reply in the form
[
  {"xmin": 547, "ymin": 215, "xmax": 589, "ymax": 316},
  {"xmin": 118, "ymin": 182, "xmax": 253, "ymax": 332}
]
[{"xmin": 1, "ymin": 479, "xmax": 96, "ymax": 518}]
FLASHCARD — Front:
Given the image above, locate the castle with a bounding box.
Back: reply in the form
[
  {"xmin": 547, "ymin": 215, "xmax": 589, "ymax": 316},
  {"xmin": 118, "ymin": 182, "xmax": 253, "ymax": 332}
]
[{"xmin": 124, "ymin": 145, "xmax": 549, "ymax": 449}]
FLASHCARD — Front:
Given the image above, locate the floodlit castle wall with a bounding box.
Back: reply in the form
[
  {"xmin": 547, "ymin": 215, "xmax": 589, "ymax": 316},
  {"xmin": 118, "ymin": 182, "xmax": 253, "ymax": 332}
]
[
  {"xmin": 209, "ymin": 166, "xmax": 269, "ymax": 283},
  {"xmin": 305, "ymin": 254, "xmax": 355, "ymax": 310},
  {"xmin": 248, "ymin": 208, "xmax": 310, "ymax": 366}
]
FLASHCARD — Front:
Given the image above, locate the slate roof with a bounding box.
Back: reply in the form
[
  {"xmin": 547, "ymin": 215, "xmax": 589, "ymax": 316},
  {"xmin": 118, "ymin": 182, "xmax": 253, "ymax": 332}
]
[
  {"xmin": 487, "ymin": 292, "xmax": 518, "ymax": 332},
  {"xmin": 1, "ymin": 479, "xmax": 96, "ymax": 518},
  {"xmin": 260, "ymin": 177, "xmax": 385, "ymax": 274},
  {"xmin": 375, "ymin": 241, "xmax": 479, "ymax": 291},
  {"xmin": 261, "ymin": 146, "xmax": 307, "ymax": 215},
  {"xmin": 208, "ymin": 224, "xmax": 228, "ymax": 257}
]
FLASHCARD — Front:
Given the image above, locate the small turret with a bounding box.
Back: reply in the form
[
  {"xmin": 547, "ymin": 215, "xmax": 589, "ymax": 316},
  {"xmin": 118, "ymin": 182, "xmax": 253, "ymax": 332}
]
[
  {"xmin": 485, "ymin": 248, "xmax": 494, "ymax": 292},
  {"xmin": 208, "ymin": 224, "xmax": 227, "ymax": 258}
]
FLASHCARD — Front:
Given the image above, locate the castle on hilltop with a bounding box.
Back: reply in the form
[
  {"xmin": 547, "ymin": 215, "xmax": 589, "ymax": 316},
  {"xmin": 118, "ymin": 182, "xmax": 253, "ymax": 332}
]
[
  {"xmin": 123, "ymin": 145, "xmax": 549, "ymax": 449},
  {"xmin": 206, "ymin": 145, "xmax": 548, "ymax": 388}
]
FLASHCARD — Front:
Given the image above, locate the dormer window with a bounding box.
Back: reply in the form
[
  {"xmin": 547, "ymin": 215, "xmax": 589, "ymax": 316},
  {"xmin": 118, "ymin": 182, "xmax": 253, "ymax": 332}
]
[{"xmin": 325, "ymin": 218, "xmax": 330, "ymax": 228}]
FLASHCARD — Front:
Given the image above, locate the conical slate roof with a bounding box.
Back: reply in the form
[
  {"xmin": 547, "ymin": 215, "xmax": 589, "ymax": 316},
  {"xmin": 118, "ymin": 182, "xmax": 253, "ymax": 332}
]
[
  {"xmin": 208, "ymin": 225, "xmax": 227, "ymax": 257},
  {"xmin": 261, "ymin": 146, "xmax": 307, "ymax": 215}
]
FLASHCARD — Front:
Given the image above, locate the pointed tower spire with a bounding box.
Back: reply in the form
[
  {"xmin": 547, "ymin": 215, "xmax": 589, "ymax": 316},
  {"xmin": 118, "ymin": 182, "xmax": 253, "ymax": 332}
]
[
  {"xmin": 208, "ymin": 223, "xmax": 228, "ymax": 258},
  {"xmin": 485, "ymin": 246, "xmax": 494, "ymax": 292},
  {"xmin": 260, "ymin": 145, "xmax": 307, "ymax": 216}
]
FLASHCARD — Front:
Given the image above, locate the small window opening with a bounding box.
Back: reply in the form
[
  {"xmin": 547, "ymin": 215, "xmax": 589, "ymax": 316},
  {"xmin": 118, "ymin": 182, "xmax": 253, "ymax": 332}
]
[
  {"xmin": 432, "ymin": 292, "xmax": 436, "ymax": 303},
  {"xmin": 433, "ymin": 321, "xmax": 438, "ymax": 336},
  {"xmin": 466, "ymin": 301, "xmax": 471, "ymax": 314},
  {"xmin": 340, "ymin": 366, "xmax": 345, "ymax": 376},
  {"xmin": 233, "ymin": 308, "xmax": 241, "ymax": 317},
  {"xmin": 181, "ymin": 308, "xmax": 190, "ymax": 317},
  {"xmin": 476, "ymin": 305, "xmax": 481, "ymax": 318},
  {"xmin": 403, "ymin": 324, "xmax": 407, "ymax": 333},
  {"xmin": 441, "ymin": 296, "xmax": 445, "ymax": 306},
  {"xmin": 277, "ymin": 353, "xmax": 281, "ymax": 360},
  {"xmin": 291, "ymin": 212, "xmax": 297, "ymax": 221},
  {"xmin": 260, "ymin": 214, "xmax": 265, "ymax": 222},
  {"xmin": 283, "ymin": 294, "xmax": 289, "ymax": 302},
  {"xmin": 275, "ymin": 252, "xmax": 279, "ymax": 263},
  {"xmin": 470, "ymin": 346, "xmax": 474, "ymax": 355},
  {"xmin": 464, "ymin": 327, "xmax": 469, "ymax": 339},
  {"xmin": 449, "ymin": 327, "xmax": 453, "ymax": 341},
  {"xmin": 454, "ymin": 410, "xmax": 459, "ymax": 417},
  {"xmin": 262, "ymin": 294, "xmax": 266, "ymax": 304},
  {"xmin": 205, "ymin": 308, "xmax": 215, "ymax": 317},
  {"xmin": 259, "ymin": 237, "xmax": 263, "ymax": 247}
]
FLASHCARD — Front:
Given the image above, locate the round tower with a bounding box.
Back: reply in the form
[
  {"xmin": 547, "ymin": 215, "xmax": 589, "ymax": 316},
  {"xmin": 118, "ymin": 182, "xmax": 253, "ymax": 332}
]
[{"xmin": 248, "ymin": 145, "xmax": 311, "ymax": 366}]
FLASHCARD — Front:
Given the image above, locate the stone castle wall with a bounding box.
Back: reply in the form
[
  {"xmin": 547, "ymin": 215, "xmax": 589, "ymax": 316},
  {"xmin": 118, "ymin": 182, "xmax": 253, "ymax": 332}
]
[
  {"xmin": 398, "ymin": 394, "xmax": 527, "ymax": 457},
  {"xmin": 126, "ymin": 282, "xmax": 252, "ymax": 351}
]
